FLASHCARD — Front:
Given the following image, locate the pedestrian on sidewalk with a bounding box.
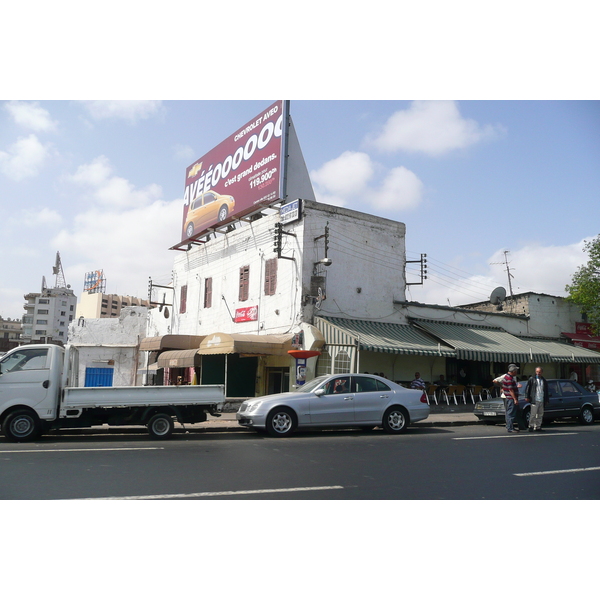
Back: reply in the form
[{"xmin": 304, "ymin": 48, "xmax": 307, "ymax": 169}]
[
  {"xmin": 524, "ymin": 366, "xmax": 549, "ymax": 432},
  {"xmin": 501, "ymin": 364, "xmax": 520, "ymax": 433}
]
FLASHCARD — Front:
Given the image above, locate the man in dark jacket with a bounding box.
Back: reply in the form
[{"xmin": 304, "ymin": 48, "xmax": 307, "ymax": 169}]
[{"xmin": 525, "ymin": 366, "xmax": 549, "ymax": 432}]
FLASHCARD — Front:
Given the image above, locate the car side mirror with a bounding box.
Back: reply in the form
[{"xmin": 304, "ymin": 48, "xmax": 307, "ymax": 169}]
[{"xmin": 314, "ymin": 388, "xmax": 325, "ymax": 397}]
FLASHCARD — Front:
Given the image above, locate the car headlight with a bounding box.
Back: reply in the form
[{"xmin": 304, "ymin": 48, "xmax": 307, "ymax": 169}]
[
  {"xmin": 475, "ymin": 403, "xmax": 483, "ymax": 409},
  {"xmin": 247, "ymin": 401, "xmax": 262, "ymax": 413}
]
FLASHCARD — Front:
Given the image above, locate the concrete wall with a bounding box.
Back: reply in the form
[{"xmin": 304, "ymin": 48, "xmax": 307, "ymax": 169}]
[{"xmin": 68, "ymin": 307, "xmax": 148, "ymax": 386}]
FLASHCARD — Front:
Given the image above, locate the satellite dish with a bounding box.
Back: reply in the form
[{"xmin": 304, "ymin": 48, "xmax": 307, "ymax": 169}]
[{"xmin": 490, "ymin": 286, "xmax": 507, "ymax": 305}]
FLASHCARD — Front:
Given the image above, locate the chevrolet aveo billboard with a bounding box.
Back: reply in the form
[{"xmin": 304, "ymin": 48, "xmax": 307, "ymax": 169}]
[{"xmin": 178, "ymin": 100, "xmax": 288, "ymax": 245}]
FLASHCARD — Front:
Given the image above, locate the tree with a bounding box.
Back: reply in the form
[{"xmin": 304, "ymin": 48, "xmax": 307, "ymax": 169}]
[{"xmin": 566, "ymin": 234, "xmax": 600, "ymax": 334}]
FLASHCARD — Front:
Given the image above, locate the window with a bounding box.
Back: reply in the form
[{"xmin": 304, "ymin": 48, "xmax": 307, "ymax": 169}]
[
  {"xmin": 204, "ymin": 277, "xmax": 212, "ymax": 308},
  {"xmin": 180, "ymin": 285, "xmax": 188, "ymax": 314},
  {"xmin": 58, "ymin": 331, "xmax": 64, "ymax": 337},
  {"xmin": 38, "ymin": 299, "xmax": 49, "ymax": 304},
  {"xmin": 38, "ymin": 309, "xmax": 49, "ymax": 315},
  {"xmin": 62, "ymin": 301, "xmax": 67, "ymax": 306},
  {"xmin": 353, "ymin": 376, "xmax": 378, "ymax": 393},
  {"xmin": 316, "ymin": 350, "xmax": 332, "ymax": 377},
  {"xmin": 334, "ymin": 349, "xmax": 351, "ymax": 373},
  {"xmin": 60, "ymin": 311, "xmax": 66, "ymax": 316},
  {"xmin": 203, "ymin": 192, "xmax": 217, "ymax": 205},
  {"xmin": 35, "ymin": 330, "xmax": 46, "ymax": 335},
  {"xmin": 36, "ymin": 320, "xmax": 48, "ymax": 325},
  {"xmin": 264, "ymin": 258, "xmax": 278, "ymax": 296},
  {"xmin": 69, "ymin": 305, "xmax": 74, "ymax": 311},
  {"xmin": 376, "ymin": 379, "xmax": 391, "ymax": 392},
  {"xmin": 323, "ymin": 377, "xmax": 351, "ymax": 395},
  {"xmin": 0, "ymin": 348, "xmax": 48, "ymax": 372},
  {"xmin": 60, "ymin": 321, "xmax": 65, "ymax": 326},
  {"xmin": 560, "ymin": 381, "xmax": 583, "ymax": 396},
  {"xmin": 239, "ymin": 266, "xmax": 250, "ymax": 302}
]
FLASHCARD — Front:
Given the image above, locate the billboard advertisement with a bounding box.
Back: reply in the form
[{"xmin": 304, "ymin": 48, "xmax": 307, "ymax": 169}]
[{"xmin": 177, "ymin": 100, "xmax": 288, "ymax": 246}]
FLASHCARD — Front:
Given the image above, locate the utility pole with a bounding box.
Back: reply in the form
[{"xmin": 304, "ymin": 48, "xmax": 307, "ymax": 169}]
[{"xmin": 491, "ymin": 250, "xmax": 515, "ymax": 303}]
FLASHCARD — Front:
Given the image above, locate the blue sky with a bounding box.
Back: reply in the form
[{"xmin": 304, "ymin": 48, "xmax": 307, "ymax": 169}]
[{"xmin": 0, "ymin": 99, "xmax": 599, "ymax": 318}]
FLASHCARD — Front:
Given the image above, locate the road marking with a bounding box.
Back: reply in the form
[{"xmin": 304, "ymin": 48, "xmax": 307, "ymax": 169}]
[
  {"xmin": 514, "ymin": 466, "xmax": 600, "ymax": 477},
  {"xmin": 453, "ymin": 432, "xmax": 578, "ymax": 440},
  {"xmin": 77, "ymin": 485, "xmax": 345, "ymax": 500},
  {"xmin": 0, "ymin": 447, "xmax": 163, "ymax": 454}
]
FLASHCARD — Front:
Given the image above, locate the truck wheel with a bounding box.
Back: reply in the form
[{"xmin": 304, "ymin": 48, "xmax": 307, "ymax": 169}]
[
  {"xmin": 147, "ymin": 413, "xmax": 175, "ymax": 439},
  {"xmin": 2, "ymin": 409, "xmax": 41, "ymax": 443}
]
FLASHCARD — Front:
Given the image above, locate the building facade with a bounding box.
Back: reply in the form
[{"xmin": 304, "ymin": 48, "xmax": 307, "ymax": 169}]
[
  {"xmin": 21, "ymin": 283, "xmax": 77, "ymax": 345},
  {"xmin": 77, "ymin": 291, "xmax": 151, "ymax": 319},
  {"xmin": 0, "ymin": 316, "xmax": 22, "ymax": 353}
]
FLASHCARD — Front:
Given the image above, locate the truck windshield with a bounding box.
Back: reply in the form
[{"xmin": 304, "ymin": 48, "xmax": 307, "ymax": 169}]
[{"xmin": 0, "ymin": 348, "xmax": 48, "ymax": 373}]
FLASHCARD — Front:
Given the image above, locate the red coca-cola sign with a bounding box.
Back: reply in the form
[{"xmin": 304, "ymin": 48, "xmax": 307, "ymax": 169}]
[{"xmin": 234, "ymin": 306, "xmax": 258, "ymax": 323}]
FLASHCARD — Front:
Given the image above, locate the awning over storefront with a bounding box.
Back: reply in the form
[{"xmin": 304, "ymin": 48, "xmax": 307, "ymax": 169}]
[
  {"xmin": 157, "ymin": 349, "xmax": 202, "ymax": 368},
  {"xmin": 412, "ymin": 319, "xmax": 550, "ymax": 363},
  {"xmin": 197, "ymin": 333, "xmax": 295, "ymax": 356},
  {"xmin": 518, "ymin": 337, "xmax": 600, "ymax": 364},
  {"xmin": 562, "ymin": 331, "xmax": 600, "ymax": 351},
  {"xmin": 315, "ymin": 316, "xmax": 455, "ymax": 357},
  {"xmin": 140, "ymin": 335, "xmax": 205, "ymax": 351}
]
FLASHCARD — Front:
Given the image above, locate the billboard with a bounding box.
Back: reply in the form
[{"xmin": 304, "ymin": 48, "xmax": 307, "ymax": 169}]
[{"xmin": 178, "ymin": 100, "xmax": 288, "ymax": 246}]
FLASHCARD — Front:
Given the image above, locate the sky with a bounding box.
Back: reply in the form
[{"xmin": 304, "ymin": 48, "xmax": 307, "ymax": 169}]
[{"xmin": 1, "ymin": 99, "xmax": 599, "ymax": 319}]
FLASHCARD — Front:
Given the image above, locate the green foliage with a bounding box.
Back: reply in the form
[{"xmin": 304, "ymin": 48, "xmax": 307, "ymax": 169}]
[{"xmin": 566, "ymin": 235, "xmax": 600, "ymax": 334}]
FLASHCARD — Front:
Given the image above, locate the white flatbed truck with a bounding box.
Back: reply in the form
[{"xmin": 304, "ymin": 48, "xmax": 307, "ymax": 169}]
[{"xmin": 0, "ymin": 344, "xmax": 224, "ymax": 442}]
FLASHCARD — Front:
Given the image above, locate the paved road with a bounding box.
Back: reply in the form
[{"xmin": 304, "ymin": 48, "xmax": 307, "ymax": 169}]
[{"xmin": 1, "ymin": 422, "xmax": 599, "ymax": 499}]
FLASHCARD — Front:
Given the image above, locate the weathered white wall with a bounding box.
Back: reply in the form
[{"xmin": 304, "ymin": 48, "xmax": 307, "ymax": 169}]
[{"xmin": 68, "ymin": 307, "xmax": 148, "ymax": 386}]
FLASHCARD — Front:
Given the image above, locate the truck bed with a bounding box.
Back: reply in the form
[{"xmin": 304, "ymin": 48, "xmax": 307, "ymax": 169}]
[{"xmin": 62, "ymin": 385, "xmax": 225, "ymax": 409}]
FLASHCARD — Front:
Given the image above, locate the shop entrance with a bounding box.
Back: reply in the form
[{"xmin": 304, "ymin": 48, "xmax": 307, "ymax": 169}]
[{"xmin": 266, "ymin": 367, "xmax": 290, "ymax": 395}]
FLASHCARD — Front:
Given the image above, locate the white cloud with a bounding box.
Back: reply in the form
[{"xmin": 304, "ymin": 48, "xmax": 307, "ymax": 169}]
[
  {"xmin": 408, "ymin": 239, "xmax": 590, "ymax": 307},
  {"xmin": 4, "ymin": 101, "xmax": 58, "ymax": 132},
  {"xmin": 0, "ymin": 134, "xmax": 50, "ymax": 180},
  {"xmin": 68, "ymin": 156, "xmax": 162, "ymax": 209},
  {"xmin": 310, "ymin": 150, "xmax": 424, "ymax": 211},
  {"xmin": 368, "ymin": 100, "xmax": 505, "ymax": 156},
  {"xmin": 368, "ymin": 166, "xmax": 424, "ymax": 210},
  {"xmin": 21, "ymin": 207, "xmax": 63, "ymax": 227},
  {"xmin": 310, "ymin": 151, "xmax": 374, "ymax": 197},
  {"xmin": 54, "ymin": 159, "xmax": 181, "ymax": 298},
  {"xmin": 82, "ymin": 101, "xmax": 163, "ymax": 122}
]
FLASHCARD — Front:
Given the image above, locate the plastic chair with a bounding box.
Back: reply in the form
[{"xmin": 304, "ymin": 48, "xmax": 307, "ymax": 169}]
[
  {"xmin": 426, "ymin": 384, "xmax": 438, "ymax": 406},
  {"xmin": 470, "ymin": 385, "xmax": 483, "ymax": 404},
  {"xmin": 444, "ymin": 386, "xmax": 458, "ymax": 405}
]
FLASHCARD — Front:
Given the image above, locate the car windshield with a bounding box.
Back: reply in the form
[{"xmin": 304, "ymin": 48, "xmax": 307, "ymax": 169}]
[{"xmin": 295, "ymin": 375, "xmax": 330, "ymax": 393}]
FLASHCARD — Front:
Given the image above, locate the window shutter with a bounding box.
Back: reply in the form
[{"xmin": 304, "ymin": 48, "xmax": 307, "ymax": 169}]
[
  {"xmin": 180, "ymin": 285, "xmax": 187, "ymax": 314},
  {"xmin": 239, "ymin": 266, "xmax": 250, "ymax": 302},
  {"xmin": 264, "ymin": 258, "xmax": 278, "ymax": 296},
  {"xmin": 204, "ymin": 277, "xmax": 212, "ymax": 308}
]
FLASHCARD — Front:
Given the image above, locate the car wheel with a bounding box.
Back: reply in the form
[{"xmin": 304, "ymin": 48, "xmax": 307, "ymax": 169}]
[
  {"xmin": 147, "ymin": 413, "xmax": 175, "ymax": 439},
  {"xmin": 382, "ymin": 406, "xmax": 409, "ymax": 434},
  {"xmin": 520, "ymin": 407, "xmax": 531, "ymax": 429},
  {"xmin": 2, "ymin": 409, "xmax": 41, "ymax": 442},
  {"xmin": 217, "ymin": 205, "xmax": 228, "ymax": 222},
  {"xmin": 265, "ymin": 407, "xmax": 297, "ymax": 437},
  {"xmin": 186, "ymin": 222, "xmax": 194, "ymax": 238},
  {"xmin": 578, "ymin": 406, "xmax": 594, "ymax": 425}
]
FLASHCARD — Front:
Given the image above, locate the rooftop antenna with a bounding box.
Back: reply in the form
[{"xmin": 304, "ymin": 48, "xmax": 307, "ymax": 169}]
[
  {"xmin": 52, "ymin": 251, "xmax": 67, "ymax": 288},
  {"xmin": 491, "ymin": 250, "xmax": 515, "ymax": 300}
]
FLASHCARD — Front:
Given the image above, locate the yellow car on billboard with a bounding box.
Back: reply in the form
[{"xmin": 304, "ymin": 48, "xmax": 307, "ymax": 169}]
[{"xmin": 184, "ymin": 190, "xmax": 235, "ymax": 239}]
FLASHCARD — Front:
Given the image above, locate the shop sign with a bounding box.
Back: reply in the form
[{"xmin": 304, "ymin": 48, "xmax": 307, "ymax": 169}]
[
  {"xmin": 234, "ymin": 306, "xmax": 258, "ymax": 323},
  {"xmin": 576, "ymin": 322, "xmax": 594, "ymax": 335},
  {"xmin": 280, "ymin": 198, "xmax": 302, "ymax": 224}
]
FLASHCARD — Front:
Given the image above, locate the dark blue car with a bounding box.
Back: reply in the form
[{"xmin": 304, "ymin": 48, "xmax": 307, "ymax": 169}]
[{"xmin": 474, "ymin": 379, "xmax": 600, "ymax": 427}]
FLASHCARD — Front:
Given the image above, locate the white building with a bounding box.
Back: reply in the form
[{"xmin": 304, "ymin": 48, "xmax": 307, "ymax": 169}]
[
  {"xmin": 21, "ymin": 283, "xmax": 77, "ymax": 345},
  {"xmin": 0, "ymin": 316, "xmax": 22, "ymax": 353},
  {"xmin": 68, "ymin": 307, "xmax": 149, "ymax": 387},
  {"xmin": 145, "ymin": 199, "xmax": 407, "ymax": 397},
  {"xmin": 77, "ymin": 291, "xmax": 151, "ymax": 319}
]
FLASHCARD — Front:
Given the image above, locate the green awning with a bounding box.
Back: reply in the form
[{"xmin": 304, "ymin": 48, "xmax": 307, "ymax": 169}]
[
  {"xmin": 412, "ymin": 319, "xmax": 550, "ymax": 363},
  {"xmin": 518, "ymin": 337, "xmax": 600, "ymax": 364},
  {"xmin": 315, "ymin": 316, "xmax": 455, "ymax": 357}
]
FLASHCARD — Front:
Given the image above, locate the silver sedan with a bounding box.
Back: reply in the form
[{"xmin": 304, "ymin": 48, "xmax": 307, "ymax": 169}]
[{"xmin": 236, "ymin": 374, "xmax": 430, "ymax": 437}]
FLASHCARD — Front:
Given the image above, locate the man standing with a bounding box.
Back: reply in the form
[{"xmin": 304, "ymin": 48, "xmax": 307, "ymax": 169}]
[
  {"xmin": 410, "ymin": 372, "xmax": 426, "ymax": 390},
  {"xmin": 525, "ymin": 366, "xmax": 549, "ymax": 432},
  {"xmin": 502, "ymin": 364, "xmax": 520, "ymax": 433}
]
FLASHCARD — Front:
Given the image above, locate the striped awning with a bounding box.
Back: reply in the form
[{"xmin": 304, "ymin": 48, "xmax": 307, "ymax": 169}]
[
  {"xmin": 518, "ymin": 337, "xmax": 600, "ymax": 364},
  {"xmin": 412, "ymin": 319, "xmax": 550, "ymax": 363},
  {"xmin": 315, "ymin": 316, "xmax": 455, "ymax": 357}
]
